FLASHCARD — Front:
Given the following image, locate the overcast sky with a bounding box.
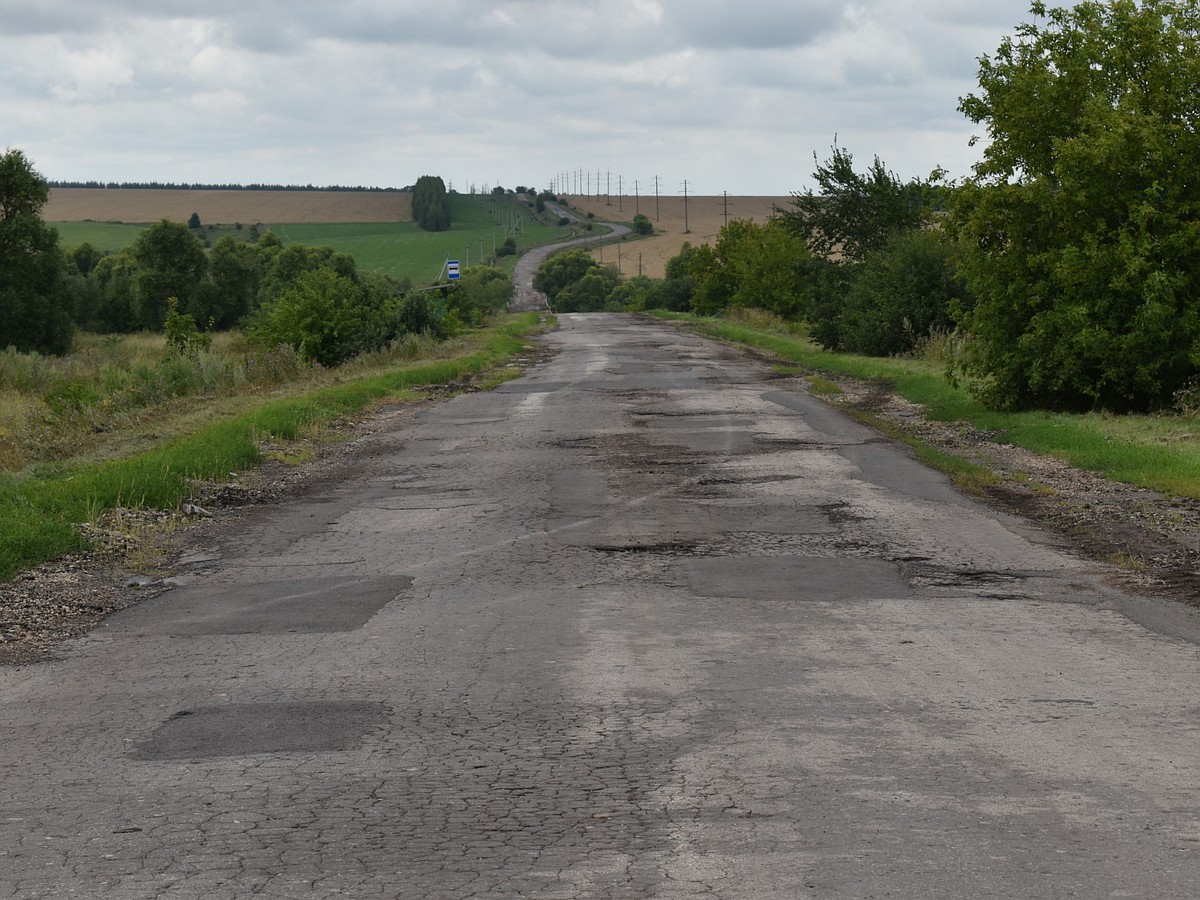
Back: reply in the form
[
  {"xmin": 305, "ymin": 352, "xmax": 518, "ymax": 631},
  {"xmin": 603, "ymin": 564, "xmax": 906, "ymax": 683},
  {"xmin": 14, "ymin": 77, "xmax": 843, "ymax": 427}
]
[{"xmin": 1, "ymin": 0, "xmax": 1037, "ymax": 195}]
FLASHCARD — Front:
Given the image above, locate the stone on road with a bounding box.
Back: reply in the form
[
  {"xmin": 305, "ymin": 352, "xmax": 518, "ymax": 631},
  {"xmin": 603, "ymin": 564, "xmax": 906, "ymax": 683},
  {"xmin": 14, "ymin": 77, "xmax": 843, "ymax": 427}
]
[{"xmin": 4, "ymin": 314, "xmax": 1200, "ymax": 898}]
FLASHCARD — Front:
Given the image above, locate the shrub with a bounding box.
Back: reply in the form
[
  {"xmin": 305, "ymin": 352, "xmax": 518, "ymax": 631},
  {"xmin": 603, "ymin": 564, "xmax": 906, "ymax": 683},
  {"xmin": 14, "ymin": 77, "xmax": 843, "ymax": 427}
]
[{"xmin": 836, "ymin": 228, "xmax": 967, "ymax": 357}]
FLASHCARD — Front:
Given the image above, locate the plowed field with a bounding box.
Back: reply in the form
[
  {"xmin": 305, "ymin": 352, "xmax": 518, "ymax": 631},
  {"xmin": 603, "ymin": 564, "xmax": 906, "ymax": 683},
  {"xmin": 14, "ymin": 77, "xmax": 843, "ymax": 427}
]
[
  {"xmin": 44, "ymin": 188, "xmax": 412, "ymax": 224},
  {"xmin": 565, "ymin": 194, "xmax": 792, "ymax": 279}
]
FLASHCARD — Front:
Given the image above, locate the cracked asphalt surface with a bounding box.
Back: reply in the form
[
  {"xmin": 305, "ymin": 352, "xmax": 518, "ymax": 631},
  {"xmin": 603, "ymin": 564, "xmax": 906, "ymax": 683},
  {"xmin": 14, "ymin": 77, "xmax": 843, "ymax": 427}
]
[{"xmin": 5, "ymin": 314, "xmax": 1200, "ymax": 898}]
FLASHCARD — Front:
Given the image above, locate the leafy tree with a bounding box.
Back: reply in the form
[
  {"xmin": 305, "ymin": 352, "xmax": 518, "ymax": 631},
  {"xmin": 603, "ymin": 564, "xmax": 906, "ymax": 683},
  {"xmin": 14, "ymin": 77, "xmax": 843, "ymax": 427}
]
[
  {"xmin": 678, "ymin": 219, "xmax": 810, "ymax": 319},
  {"xmin": 718, "ymin": 219, "xmax": 811, "ymax": 319},
  {"xmin": 412, "ymin": 175, "xmax": 451, "ymax": 231},
  {"xmin": 448, "ymin": 266, "xmax": 513, "ymax": 325},
  {"xmin": 556, "ymin": 266, "xmax": 620, "ymax": 312},
  {"xmin": 953, "ymin": 0, "xmax": 1200, "ymax": 411},
  {"xmin": 533, "ymin": 249, "xmax": 599, "ymax": 303},
  {"xmin": 246, "ymin": 266, "xmax": 368, "ymax": 365},
  {"xmin": 837, "ymin": 227, "xmax": 968, "ymax": 356},
  {"xmin": 631, "ymin": 213, "xmax": 654, "ymax": 236},
  {"xmin": 130, "ymin": 219, "xmax": 207, "ymax": 330},
  {"xmin": 0, "ymin": 148, "xmax": 74, "ymax": 354},
  {"xmin": 69, "ymin": 243, "xmax": 103, "ymax": 278},
  {"xmin": 776, "ymin": 141, "xmax": 932, "ymax": 263},
  {"xmin": 683, "ymin": 243, "xmax": 727, "ymax": 315},
  {"xmin": 202, "ymin": 236, "xmax": 263, "ymax": 328},
  {"xmin": 90, "ymin": 252, "xmax": 139, "ymax": 333},
  {"xmin": 396, "ymin": 290, "xmax": 444, "ymax": 338},
  {"xmin": 605, "ymin": 275, "xmax": 657, "ymax": 311},
  {"xmin": 187, "ymin": 212, "xmax": 201, "ymax": 229}
]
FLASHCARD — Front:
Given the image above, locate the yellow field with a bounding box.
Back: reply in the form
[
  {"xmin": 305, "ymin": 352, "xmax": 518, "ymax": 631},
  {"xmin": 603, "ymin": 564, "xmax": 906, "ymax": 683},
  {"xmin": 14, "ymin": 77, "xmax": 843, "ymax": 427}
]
[
  {"xmin": 564, "ymin": 194, "xmax": 794, "ymax": 279},
  {"xmin": 44, "ymin": 188, "xmax": 413, "ymax": 224}
]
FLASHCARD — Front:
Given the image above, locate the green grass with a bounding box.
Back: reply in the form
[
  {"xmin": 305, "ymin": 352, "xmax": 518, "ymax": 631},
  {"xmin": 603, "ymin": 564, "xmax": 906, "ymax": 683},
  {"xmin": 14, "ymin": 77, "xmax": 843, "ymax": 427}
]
[
  {"xmin": 661, "ymin": 312, "xmax": 1200, "ymax": 501},
  {"xmin": 0, "ymin": 314, "xmax": 546, "ymax": 581},
  {"xmin": 49, "ymin": 221, "xmax": 145, "ymax": 252},
  {"xmin": 52, "ymin": 194, "xmax": 578, "ymax": 283}
]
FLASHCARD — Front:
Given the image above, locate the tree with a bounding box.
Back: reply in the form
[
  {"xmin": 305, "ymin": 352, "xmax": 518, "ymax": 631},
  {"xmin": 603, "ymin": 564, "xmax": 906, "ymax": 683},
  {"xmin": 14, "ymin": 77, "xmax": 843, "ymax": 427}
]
[
  {"xmin": 130, "ymin": 219, "xmax": 208, "ymax": 330},
  {"xmin": 0, "ymin": 148, "xmax": 74, "ymax": 354},
  {"xmin": 776, "ymin": 140, "xmax": 932, "ymax": 263},
  {"xmin": 246, "ymin": 266, "xmax": 367, "ymax": 365},
  {"xmin": 556, "ymin": 266, "xmax": 620, "ymax": 312},
  {"xmin": 198, "ymin": 236, "xmax": 262, "ymax": 329},
  {"xmin": 837, "ymin": 228, "xmax": 967, "ymax": 356},
  {"xmin": 448, "ymin": 266, "xmax": 513, "ymax": 325},
  {"xmin": 411, "ymin": 175, "xmax": 451, "ymax": 231},
  {"xmin": 952, "ymin": 0, "xmax": 1200, "ymax": 411},
  {"xmin": 533, "ymin": 249, "xmax": 599, "ymax": 303},
  {"xmin": 631, "ymin": 213, "xmax": 654, "ymax": 235}
]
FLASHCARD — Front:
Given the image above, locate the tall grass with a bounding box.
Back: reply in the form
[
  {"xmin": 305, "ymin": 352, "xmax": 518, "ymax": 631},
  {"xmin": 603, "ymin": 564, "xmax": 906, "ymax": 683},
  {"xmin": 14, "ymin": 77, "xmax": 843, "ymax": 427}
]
[{"xmin": 0, "ymin": 314, "xmax": 546, "ymax": 581}]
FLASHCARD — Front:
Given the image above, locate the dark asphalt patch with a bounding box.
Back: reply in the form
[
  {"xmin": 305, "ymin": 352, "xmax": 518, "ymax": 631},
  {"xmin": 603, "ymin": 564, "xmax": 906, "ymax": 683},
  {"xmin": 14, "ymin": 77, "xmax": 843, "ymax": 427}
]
[
  {"xmin": 131, "ymin": 701, "xmax": 388, "ymax": 760},
  {"xmin": 107, "ymin": 574, "xmax": 414, "ymax": 635}
]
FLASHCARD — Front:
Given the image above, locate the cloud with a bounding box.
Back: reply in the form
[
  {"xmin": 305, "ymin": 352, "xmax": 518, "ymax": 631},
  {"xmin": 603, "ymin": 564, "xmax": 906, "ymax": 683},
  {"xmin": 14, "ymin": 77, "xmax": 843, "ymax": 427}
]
[{"xmin": 0, "ymin": 0, "xmax": 1036, "ymax": 192}]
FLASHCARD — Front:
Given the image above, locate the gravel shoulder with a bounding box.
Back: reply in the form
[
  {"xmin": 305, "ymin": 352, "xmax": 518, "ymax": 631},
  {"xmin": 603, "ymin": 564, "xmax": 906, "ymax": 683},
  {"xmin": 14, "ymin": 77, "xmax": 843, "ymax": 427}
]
[{"xmin": 3, "ymin": 332, "xmax": 1198, "ymax": 665}]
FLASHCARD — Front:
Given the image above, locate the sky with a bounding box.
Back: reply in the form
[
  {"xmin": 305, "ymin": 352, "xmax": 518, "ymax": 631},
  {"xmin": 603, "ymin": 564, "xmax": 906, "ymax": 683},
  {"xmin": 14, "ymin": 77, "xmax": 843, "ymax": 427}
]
[{"xmin": 1, "ymin": 0, "xmax": 1039, "ymax": 195}]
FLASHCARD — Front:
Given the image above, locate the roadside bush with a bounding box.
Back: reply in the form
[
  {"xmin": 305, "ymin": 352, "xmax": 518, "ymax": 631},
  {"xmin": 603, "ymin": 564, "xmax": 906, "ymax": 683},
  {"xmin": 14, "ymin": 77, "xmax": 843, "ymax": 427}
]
[
  {"xmin": 533, "ymin": 249, "xmax": 597, "ymax": 304},
  {"xmin": 245, "ymin": 267, "xmax": 371, "ymax": 365},
  {"xmin": 835, "ymin": 228, "xmax": 968, "ymax": 357},
  {"xmin": 448, "ymin": 267, "xmax": 513, "ymax": 326},
  {"xmin": 556, "ymin": 267, "xmax": 620, "ymax": 312}
]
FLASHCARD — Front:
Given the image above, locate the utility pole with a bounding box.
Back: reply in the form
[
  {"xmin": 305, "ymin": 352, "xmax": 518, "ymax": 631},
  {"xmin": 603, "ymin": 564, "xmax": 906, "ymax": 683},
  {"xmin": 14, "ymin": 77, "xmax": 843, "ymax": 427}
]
[
  {"xmin": 633, "ymin": 179, "xmax": 640, "ymax": 215},
  {"xmin": 723, "ymin": 191, "xmax": 731, "ymax": 227},
  {"xmin": 653, "ymin": 175, "xmax": 661, "ymax": 222},
  {"xmin": 681, "ymin": 180, "xmax": 691, "ymax": 234},
  {"xmin": 617, "ymin": 175, "xmax": 623, "ymax": 212},
  {"xmin": 606, "ymin": 169, "xmax": 612, "ymax": 205}
]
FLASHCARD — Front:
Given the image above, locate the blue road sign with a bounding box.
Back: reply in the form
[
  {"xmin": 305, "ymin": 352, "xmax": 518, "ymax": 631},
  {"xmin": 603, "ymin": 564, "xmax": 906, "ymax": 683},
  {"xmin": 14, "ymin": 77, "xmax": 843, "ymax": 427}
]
[{"xmin": 447, "ymin": 260, "xmax": 461, "ymax": 280}]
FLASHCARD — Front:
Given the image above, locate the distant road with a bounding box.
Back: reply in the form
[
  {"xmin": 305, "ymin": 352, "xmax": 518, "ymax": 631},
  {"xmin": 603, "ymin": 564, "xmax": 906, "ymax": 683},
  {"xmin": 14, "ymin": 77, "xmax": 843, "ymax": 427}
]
[{"xmin": 510, "ymin": 201, "xmax": 630, "ymax": 311}]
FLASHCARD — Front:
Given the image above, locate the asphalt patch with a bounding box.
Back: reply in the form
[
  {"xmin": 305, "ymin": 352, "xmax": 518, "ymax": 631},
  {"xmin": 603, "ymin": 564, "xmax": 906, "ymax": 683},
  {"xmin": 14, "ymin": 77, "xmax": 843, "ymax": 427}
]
[
  {"xmin": 131, "ymin": 701, "xmax": 388, "ymax": 760},
  {"xmin": 107, "ymin": 574, "xmax": 414, "ymax": 635},
  {"xmin": 681, "ymin": 556, "xmax": 912, "ymax": 602}
]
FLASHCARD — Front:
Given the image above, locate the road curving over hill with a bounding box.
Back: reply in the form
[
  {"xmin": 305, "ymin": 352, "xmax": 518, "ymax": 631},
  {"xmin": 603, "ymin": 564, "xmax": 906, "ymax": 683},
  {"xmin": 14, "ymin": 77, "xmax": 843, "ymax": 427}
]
[{"xmin": 510, "ymin": 202, "xmax": 630, "ymax": 311}]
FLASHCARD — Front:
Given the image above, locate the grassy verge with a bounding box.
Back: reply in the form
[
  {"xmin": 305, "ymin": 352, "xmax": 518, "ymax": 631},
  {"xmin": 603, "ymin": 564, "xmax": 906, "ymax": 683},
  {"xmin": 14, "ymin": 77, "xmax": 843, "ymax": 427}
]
[
  {"xmin": 0, "ymin": 314, "xmax": 548, "ymax": 581},
  {"xmin": 656, "ymin": 311, "xmax": 1200, "ymax": 501}
]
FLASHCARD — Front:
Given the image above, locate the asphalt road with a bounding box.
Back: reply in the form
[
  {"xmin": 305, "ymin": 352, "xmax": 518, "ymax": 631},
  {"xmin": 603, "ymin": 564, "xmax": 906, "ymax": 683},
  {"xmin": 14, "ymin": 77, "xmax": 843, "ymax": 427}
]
[
  {"xmin": 510, "ymin": 203, "xmax": 629, "ymax": 311},
  {"xmin": 5, "ymin": 314, "xmax": 1200, "ymax": 898}
]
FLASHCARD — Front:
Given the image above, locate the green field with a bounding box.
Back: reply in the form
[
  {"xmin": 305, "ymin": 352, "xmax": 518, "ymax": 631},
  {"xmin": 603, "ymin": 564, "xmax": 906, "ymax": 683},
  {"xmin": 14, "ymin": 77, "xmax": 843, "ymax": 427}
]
[
  {"xmin": 50, "ymin": 194, "xmax": 580, "ymax": 283},
  {"xmin": 49, "ymin": 221, "xmax": 145, "ymax": 250}
]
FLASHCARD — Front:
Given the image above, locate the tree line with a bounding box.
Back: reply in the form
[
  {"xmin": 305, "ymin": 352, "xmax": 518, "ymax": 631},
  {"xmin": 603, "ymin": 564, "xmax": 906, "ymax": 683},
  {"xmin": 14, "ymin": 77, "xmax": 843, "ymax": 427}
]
[
  {"xmin": 536, "ymin": 0, "xmax": 1200, "ymax": 414},
  {"xmin": 0, "ymin": 150, "xmax": 506, "ymax": 366}
]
